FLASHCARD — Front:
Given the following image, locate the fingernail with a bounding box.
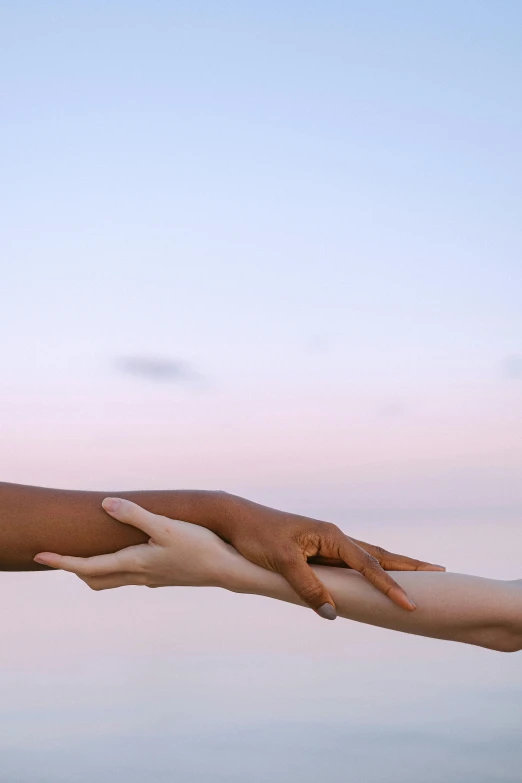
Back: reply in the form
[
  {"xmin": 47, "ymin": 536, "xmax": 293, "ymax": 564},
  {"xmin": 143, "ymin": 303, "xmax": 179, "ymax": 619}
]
[
  {"xmin": 400, "ymin": 591, "xmax": 417, "ymax": 610},
  {"xmin": 34, "ymin": 554, "xmax": 56, "ymax": 567},
  {"xmin": 102, "ymin": 497, "xmax": 121, "ymax": 512},
  {"xmin": 317, "ymin": 603, "xmax": 337, "ymax": 620}
]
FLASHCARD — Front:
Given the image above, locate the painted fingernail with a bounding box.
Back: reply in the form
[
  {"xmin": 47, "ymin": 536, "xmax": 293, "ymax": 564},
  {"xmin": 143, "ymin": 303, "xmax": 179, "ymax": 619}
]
[
  {"xmin": 401, "ymin": 593, "xmax": 417, "ymax": 610},
  {"xmin": 317, "ymin": 603, "xmax": 337, "ymax": 620},
  {"xmin": 102, "ymin": 498, "xmax": 121, "ymax": 512}
]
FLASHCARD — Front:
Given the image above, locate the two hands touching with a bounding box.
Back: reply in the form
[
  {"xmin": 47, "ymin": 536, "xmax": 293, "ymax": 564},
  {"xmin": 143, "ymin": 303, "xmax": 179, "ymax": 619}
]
[{"xmin": 34, "ymin": 495, "xmax": 444, "ymax": 619}]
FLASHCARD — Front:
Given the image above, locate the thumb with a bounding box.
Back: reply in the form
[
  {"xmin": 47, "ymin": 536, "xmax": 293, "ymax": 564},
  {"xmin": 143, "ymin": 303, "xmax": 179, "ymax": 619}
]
[
  {"xmin": 278, "ymin": 557, "xmax": 337, "ymax": 620},
  {"xmin": 102, "ymin": 497, "xmax": 165, "ymax": 540}
]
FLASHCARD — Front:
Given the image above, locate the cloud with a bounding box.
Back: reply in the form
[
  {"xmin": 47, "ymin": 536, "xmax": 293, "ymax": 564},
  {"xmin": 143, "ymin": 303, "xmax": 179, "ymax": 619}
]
[
  {"xmin": 115, "ymin": 356, "xmax": 205, "ymax": 385},
  {"xmin": 374, "ymin": 398, "xmax": 409, "ymax": 419},
  {"xmin": 501, "ymin": 354, "xmax": 522, "ymax": 380}
]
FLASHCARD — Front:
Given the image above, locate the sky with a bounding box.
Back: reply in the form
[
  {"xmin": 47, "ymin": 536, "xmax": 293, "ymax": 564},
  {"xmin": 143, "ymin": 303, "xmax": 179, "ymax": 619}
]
[
  {"xmin": 1, "ymin": 3, "xmax": 522, "ymax": 781},
  {"xmin": 1, "ymin": 0, "xmax": 521, "ymax": 510}
]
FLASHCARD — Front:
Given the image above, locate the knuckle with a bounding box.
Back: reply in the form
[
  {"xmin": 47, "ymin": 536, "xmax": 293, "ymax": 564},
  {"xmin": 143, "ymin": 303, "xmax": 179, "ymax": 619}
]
[
  {"xmin": 161, "ymin": 522, "xmax": 175, "ymax": 540},
  {"xmin": 359, "ymin": 553, "xmax": 381, "ymax": 577},
  {"xmin": 130, "ymin": 551, "xmax": 146, "ymax": 573},
  {"xmin": 319, "ymin": 522, "xmax": 340, "ymax": 537},
  {"xmin": 383, "ymin": 581, "xmax": 397, "ymax": 597},
  {"xmin": 125, "ymin": 506, "xmax": 137, "ymax": 523}
]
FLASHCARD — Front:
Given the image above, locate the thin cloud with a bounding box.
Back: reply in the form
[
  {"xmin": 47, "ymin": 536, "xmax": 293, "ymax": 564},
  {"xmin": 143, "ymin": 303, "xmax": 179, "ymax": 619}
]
[
  {"xmin": 374, "ymin": 398, "xmax": 409, "ymax": 419},
  {"xmin": 115, "ymin": 356, "xmax": 205, "ymax": 385},
  {"xmin": 501, "ymin": 354, "xmax": 522, "ymax": 380}
]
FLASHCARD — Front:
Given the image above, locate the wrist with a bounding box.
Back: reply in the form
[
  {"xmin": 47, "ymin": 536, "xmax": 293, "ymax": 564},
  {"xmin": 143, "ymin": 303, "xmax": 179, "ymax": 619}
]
[
  {"xmin": 208, "ymin": 490, "xmax": 246, "ymax": 542},
  {"xmin": 214, "ymin": 545, "xmax": 257, "ymax": 595}
]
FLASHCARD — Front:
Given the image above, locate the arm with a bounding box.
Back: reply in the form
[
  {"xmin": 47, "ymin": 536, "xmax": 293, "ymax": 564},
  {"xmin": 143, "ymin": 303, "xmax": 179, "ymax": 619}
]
[
  {"xmin": 35, "ymin": 499, "xmax": 522, "ymax": 652},
  {"xmin": 0, "ymin": 483, "xmax": 228, "ymax": 571},
  {"xmin": 0, "ymin": 482, "xmax": 227, "ymax": 570},
  {"xmin": 0, "ymin": 482, "xmax": 443, "ymax": 615},
  {"xmin": 234, "ymin": 563, "xmax": 522, "ymax": 652}
]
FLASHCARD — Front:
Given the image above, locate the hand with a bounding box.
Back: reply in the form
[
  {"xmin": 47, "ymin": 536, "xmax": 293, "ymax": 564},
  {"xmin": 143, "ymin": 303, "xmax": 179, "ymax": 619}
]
[
  {"xmin": 34, "ymin": 498, "xmax": 240, "ymax": 591},
  {"xmin": 35, "ymin": 493, "xmax": 445, "ymax": 620},
  {"xmin": 215, "ymin": 493, "xmax": 445, "ymax": 618}
]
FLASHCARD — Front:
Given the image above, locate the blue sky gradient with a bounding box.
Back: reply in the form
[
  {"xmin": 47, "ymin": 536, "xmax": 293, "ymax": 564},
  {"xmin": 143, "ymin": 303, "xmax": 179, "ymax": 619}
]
[{"xmin": 1, "ymin": 1, "xmax": 521, "ymax": 507}]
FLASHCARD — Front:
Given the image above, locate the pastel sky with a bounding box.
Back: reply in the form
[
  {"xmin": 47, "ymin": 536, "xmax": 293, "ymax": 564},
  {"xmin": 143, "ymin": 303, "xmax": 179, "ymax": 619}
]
[
  {"xmin": 1, "ymin": 0, "xmax": 521, "ymax": 512},
  {"xmin": 1, "ymin": 5, "xmax": 522, "ymax": 781}
]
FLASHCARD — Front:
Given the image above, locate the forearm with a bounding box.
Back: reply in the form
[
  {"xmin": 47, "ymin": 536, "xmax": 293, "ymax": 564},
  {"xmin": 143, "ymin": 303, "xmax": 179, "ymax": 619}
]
[
  {"xmin": 228, "ymin": 559, "xmax": 522, "ymax": 651},
  {"xmin": 0, "ymin": 482, "xmax": 230, "ymax": 570}
]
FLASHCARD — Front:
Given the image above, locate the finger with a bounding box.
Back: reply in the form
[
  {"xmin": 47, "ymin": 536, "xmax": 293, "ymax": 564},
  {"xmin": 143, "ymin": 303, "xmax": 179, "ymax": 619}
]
[
  {"xmin": 277, "ymin": 555, "xmax": 337, "ymax": 620},
  {"xmin": 81, "ymin": 572, "xmax": 146, "ymax": 591},
  {"xmin": 336, "ymin": 536, "xmax": 417, "ymax": 611},
  {"xmin": 33, "ymin": 548, "xmax": 135, "ymax": 578},
  {"xmin": 102, "ymin": 497, "xmax": 167, "ymax": 540},
  {"xmin": 351, "ymin": 539, "xmax": 445, "ymax": 572},
  {"xmin": 377, "ymin": 552, "xmax": 446, "ymax": 572}
]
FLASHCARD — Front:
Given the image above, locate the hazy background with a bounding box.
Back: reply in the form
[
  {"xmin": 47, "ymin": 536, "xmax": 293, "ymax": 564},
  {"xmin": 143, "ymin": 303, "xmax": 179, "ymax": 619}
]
[{"xmin": 1, "ymin": 1, "xmax": 521, "ymax": 780}]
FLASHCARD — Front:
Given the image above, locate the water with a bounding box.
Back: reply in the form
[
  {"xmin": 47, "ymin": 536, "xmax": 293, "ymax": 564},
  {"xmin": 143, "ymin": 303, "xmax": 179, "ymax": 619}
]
[{"xmin": 1, "ymin": 511, "xmax": 521, "ymax": 782}]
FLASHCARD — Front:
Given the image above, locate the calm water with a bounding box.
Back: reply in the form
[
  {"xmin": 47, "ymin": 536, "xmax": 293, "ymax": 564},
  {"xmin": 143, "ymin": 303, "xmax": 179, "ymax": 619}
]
[{"xmin": 1, "ymin": 511, "xmax": 521, "ymax": 782}]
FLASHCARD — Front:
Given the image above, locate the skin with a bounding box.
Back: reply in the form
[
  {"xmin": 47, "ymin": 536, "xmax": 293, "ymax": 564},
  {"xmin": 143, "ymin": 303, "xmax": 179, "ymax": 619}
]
[
  {"xmin": 35, "ymin": 498, "xmax": 522, "ymax": 652},
  {"xmin": 0, "ymin": 482, "xmax": 444, "ymax": 617}
]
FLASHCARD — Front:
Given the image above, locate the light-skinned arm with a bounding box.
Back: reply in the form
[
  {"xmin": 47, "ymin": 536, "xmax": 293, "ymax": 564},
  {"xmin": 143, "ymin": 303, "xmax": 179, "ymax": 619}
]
[{"xmin": 35, "ymin": 499, "xmax": 522, "ymax": 652}]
